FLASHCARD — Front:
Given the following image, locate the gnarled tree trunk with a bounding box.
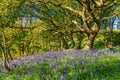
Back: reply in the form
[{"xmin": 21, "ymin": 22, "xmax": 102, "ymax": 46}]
[{"xmin": 83, "ymin": 33, "xmax": 97, "ymax": 50}]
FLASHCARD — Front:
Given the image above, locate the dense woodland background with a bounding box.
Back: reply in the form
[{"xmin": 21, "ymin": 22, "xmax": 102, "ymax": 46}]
[{"xmin": 0, "ymin": 0, "xmax": 120, "ymax": 71}]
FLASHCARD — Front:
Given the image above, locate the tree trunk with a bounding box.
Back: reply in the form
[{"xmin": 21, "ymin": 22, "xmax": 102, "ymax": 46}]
[
  {"xmin": 1, "ymin": 31, "xmax": 11, "ymax": 71},
  {"xmin": 69, "ymin": 34, "xmax": 75, "ymax": 48},
  {"xmin": 83, "ymin": 33, "xmax": 97, "ymax": 50},
  {"xmin": 77, "ymin": 33, "xmax": 84, "ymax": 49},
  {"xmin": 7, "ymin": 48, "xmax": 13, "ymax": 60},
  {"xmin": 21, "ymin": 43, "xmax": 25, "ymax": 56},
  {"xmin": 0, "ymin": 44, "xmax": 11, "ymax": 72},
  {"xmin": 62, "ymin": 37, "xmax": 69, "ymax": 49},
  {"xmin": 2, "ymin": 49, "xmax": 11, "ymax": 71}
]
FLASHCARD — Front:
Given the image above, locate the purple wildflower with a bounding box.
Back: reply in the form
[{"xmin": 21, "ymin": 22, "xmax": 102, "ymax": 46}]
[
  {"xmin": 60, "ymin": 75, "xmax": 66, "ymax": 80},
  {"xmin": 62, "ymin": 68, "xmax": 68, "ymax": 74},
  {"xmin": 80, "ymin": 59, "xmax": 83, "ymax": 65}
]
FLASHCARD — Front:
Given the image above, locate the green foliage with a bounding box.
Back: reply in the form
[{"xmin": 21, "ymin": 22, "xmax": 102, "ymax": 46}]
[
  {"xmin": 112, "ymin": 32, "xmax": 120, "ymax": 46},
  {"xmin": 0, "ymin": 0, "xmax": 120, "ymax": 63}
]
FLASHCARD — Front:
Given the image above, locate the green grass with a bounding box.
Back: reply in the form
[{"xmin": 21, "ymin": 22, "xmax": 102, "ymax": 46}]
[
  {"xmin": 0, "ymin": 50, "xmax": 120, "ymax": 80},
  {"xmin": 1, "ymin": 59, "xmax": 120, "ymax": 80}
]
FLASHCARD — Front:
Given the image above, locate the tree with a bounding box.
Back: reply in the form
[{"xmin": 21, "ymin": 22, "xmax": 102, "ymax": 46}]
[
  {"xmin": 28, "ymin": 0, "xmax": 86, "ymax": 50},
  {"xmin": 42, "ymin": 0, "xmax": 120, "ymax": 50},
  {"xmin": 0, "ymin": 0, "xmax": 22, "ymax": 71}
]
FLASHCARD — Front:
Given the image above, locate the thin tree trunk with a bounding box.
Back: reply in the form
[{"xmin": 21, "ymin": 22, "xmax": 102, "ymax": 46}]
[
  {"xmin": 7, "ymin": 48, "xmax": 13, "ymax": 60},
  {"xmin": 25, "ymin": 41, "xmax": 31, "ymax": 56},
  {"xmin": 0, "ymin": 44, "xmax": 11, "ymax": 71},
  {"xmin": 77, "ymin": 39, "xmax": 82, "ymax": 49},
  {"xmin": 2, "ymin": 49, "xmax": 11, "ymax": 71},
  {"xmin": 62, "ymin": 37, "xmax": 69, "ymax": 49},
  {"xmin": 1, "ymin": 31, "xmax": 11, "ymax": 71},
  {"xmin": 77, "ymin": 33, "xmax": 84, "ymax": 49},
  {"xmin": 69, "ymin": 34, "xmax": 75, "ymax": 48},
  {"xmin": 21, "ymin": 43, "xmax": 24, "ymax": 56}
]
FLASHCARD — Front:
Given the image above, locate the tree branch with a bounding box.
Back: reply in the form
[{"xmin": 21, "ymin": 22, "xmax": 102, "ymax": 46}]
[
  {"xmin": 72, "ymin": 20, "xmax": 85, "ymax": 32},
  {"xmin": 81, "ymin": 7, "xmax": 91, "ymax": 32},
  {"xmin": 101, "ymin": 12, "xmax": 120, "ymax": 21},
  {"xmin": 61, "ymin": 6, "xmax": 82, "ymax": 16}
]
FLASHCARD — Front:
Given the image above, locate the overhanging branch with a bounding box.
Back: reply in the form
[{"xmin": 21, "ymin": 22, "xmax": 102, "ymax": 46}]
[
  {"xmin": 62, "ymin": 6, "xmax": 82, "ymax": 16},
  {"xmin": 46, "ymin": 1, "xmax": 82, "ymax": 16},
  {"xmin": 72, "ymin": 20, "xmax": 86, "ymax": 33},
  {"xmin": 101, "ymin": 12, "xmax": 120, "ymax": 20}
]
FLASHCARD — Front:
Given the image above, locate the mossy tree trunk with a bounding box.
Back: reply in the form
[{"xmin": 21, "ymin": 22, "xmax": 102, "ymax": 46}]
[{"xmin": 0, "ymin": 30, "xmax": 11, "ymax": 71}]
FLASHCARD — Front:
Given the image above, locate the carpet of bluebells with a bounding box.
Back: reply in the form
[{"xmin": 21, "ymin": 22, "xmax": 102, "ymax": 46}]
[{"xmin": 0, "ymin": 46, "xmax": 120, "ymax": 80}]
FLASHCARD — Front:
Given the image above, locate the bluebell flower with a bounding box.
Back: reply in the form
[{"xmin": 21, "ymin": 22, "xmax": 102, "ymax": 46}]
[
  {"xmin": 12, "ymin": 64, "xmax": 17, "ymax": 68},
  {"xmin": 62, "ymin": 68, "xmax": 68, "ymax": 74},
  {"xmin": 51, "ymin": 65, "xmax": 57, "ymax": 70},
  {"xmin": 60, "ymin": 74, "xmax": 66, "ymax": 80},
  {"xmin": 80, "ymin": 59, "xmax": 83, "ymax": 65}
]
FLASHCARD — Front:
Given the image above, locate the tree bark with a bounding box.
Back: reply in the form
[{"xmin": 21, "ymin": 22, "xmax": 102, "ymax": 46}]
[
  {"xmin": 83, "ymin": 33, "xmax": 97, "ymax": 50},
  {"xmin": 1, "ymin": 31, "xmax": 11, "ymax": 71},
  {"xmin": 7, "ymin": 48, "xmax": 13, "ymax": 60},
  {"xmin": 0, "ymin": 44, "xmax": 11, "ymax": 72}
]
